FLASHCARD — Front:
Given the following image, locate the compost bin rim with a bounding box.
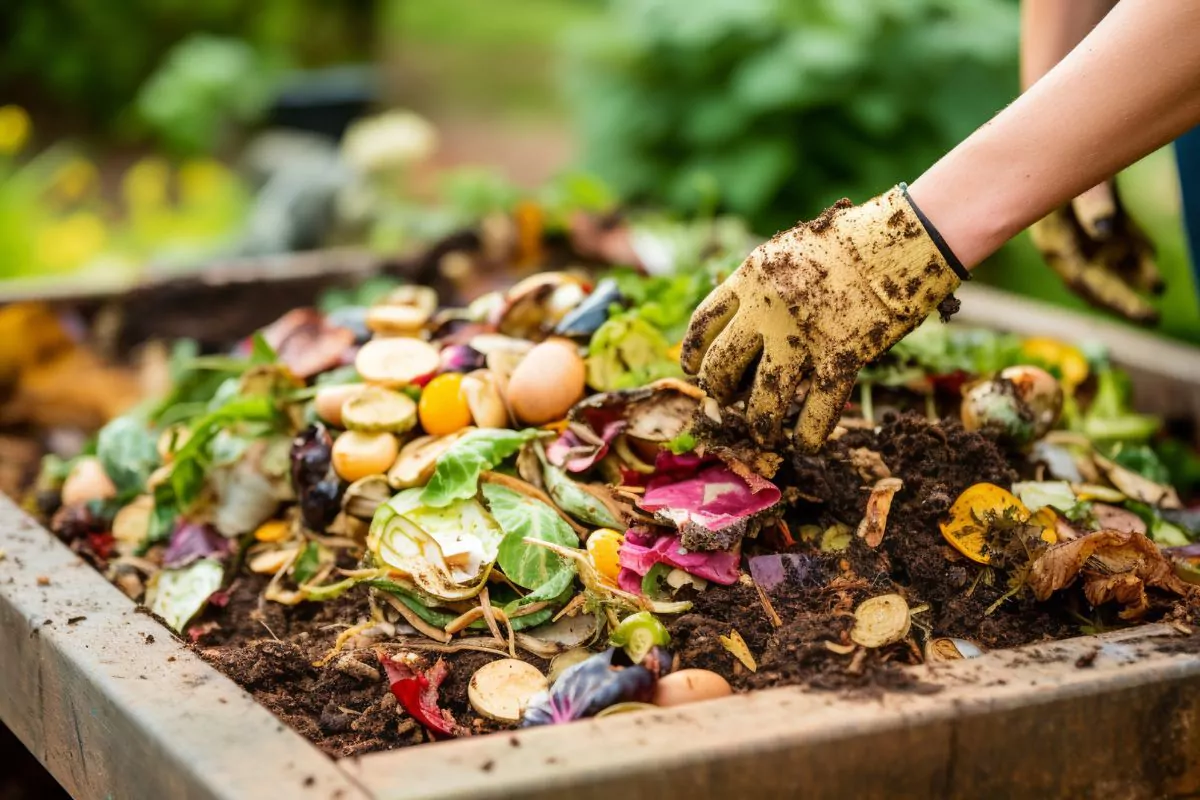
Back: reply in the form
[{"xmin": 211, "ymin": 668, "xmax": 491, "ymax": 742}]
[
  {"xmin": 342, "ymin": 623, "xmax": 1200, "ymax": 800},
  {"xmin": 0, "ymin": 496, "xmax": 371, "ymax": 800}
]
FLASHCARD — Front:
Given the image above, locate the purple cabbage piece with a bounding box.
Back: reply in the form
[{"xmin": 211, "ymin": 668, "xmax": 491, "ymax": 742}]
[
  {"xmin": 1164, "ymin": 542, "xmax": 1200, "ymax": 559},
  {"xmin": 638, "ymin": 460, "xmax": 780, "ymax": 549},
  {"xmin": 617, "ymin": 527, "xmax": 741, "ymax": 594},
  {"xmin": 545, "ymin": 420, "xmax": 626, "ymax": 473},
  {"xmin": 163, "ymin": 521, "xmax": 231, "ymax": 569},
  {"xmin": 747, "ymin": 553, "xmax": 820, "ymax": 591},
  {"xmin": 521, "ymin": 647, "xmax": 665, "ymax": 727}
]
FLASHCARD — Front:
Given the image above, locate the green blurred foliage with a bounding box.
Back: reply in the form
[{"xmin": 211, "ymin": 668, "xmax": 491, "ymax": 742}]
[
  {"xmin": 566, "ymin": 0, "xmax": 1019, "ymax": 233},
  {"xmin": 0, "ymin": 0, "xmax": 374, "ymax": 136},
  {"xmin": 135, "ymin": 35, "xmax": 278, "ymax": 154}
]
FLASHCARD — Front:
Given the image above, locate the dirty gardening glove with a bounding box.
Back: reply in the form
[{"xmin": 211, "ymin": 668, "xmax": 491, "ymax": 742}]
[
  {"xmin": 1030, "ymin": 180, "xmax": 1164, "ymax": 325},
  {"xmin": 681, "ymin": 185, "xmax": 967, "ymax": 452}
]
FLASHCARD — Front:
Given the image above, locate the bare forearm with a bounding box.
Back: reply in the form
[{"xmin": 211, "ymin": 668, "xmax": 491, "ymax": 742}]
[
  {"xmin": 1020, "ymin": 0, "xmax": 1115, "ymax": 89},
  {"xmin": 908, "ymin": 0, "xmax": 1200, "ymax": 268}
]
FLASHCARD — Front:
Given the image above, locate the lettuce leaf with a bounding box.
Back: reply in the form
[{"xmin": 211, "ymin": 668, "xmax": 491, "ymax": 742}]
[
  {"xmin": 482, "ymin": 483, "xmax": 578, "ymax": 592},
  {"xmin": 420, "ymin": 429, "xmax": 538, "ymax": 507},
  {"xmin": 146, "ymin": 558, "xmax": 224, "ymax": 633},
  {"xmin": 97, "ymin": 415, "xmax": 160, "ymax": 499}
]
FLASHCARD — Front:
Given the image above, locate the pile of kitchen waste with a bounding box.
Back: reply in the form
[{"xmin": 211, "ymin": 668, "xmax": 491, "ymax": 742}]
[{"xmin": 33, "ymin": 268, "xmax": 1200, "ymax": 756}]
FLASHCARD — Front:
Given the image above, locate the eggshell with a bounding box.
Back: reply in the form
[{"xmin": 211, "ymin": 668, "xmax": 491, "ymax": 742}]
[
  {"xmin": 652, "ymin": 669, "xmax": 733, "ymax": 707},
  {"xmin": 505, "ymin": 339, "xmax": 586, "ymax": 425},
  {"xmin": 315, "ymin": 384, "xmax": 366, "ymax": 427}
]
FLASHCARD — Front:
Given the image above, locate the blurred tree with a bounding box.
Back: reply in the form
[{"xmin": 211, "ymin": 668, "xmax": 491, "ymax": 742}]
[{"xmin": 566, "ymin": 0, "xmax": 1019, "ymax": 233}]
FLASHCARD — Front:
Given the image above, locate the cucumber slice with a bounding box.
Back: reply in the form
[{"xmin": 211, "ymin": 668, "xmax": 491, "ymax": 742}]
[{"xmin": 341, "ymin": 386, "xmax": 418, "ymax": 434}]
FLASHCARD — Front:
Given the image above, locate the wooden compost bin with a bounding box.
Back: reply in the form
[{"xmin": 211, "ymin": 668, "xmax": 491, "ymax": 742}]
[{"xmin": 3, "ymin": 267, "xmax": 1200, "ymax": 800}]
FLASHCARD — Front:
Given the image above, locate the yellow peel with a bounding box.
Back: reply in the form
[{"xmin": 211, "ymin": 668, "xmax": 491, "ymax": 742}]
[{"xmin": 718, "ymin": 629, "xmax": 757, "ymax": 672}]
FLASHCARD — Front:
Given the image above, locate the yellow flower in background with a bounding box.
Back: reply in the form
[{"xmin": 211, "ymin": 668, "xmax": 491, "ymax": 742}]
[
  {"xmin": 122, "ymin": 156, "xmax": 170, "ymax": 211},
  {"xmin": 178, "ymin": 158, "xmax": 234, "ymax": 205},
  {"xmin": 0, "ymin": 105, "xmax": 31, "ymax": 155},
  {"xmin": 51, "ymin": 157, "xmax": 99, "ymax": 202},
  {"xmin": 34, "ymin": 212, "xmax": 108, "ymax": 271}
]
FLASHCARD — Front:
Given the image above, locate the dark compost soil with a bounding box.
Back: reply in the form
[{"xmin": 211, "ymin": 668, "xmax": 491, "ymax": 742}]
[{"xmin": 169, "ymin": 412, "xmax": 1200, "ymax": 759}]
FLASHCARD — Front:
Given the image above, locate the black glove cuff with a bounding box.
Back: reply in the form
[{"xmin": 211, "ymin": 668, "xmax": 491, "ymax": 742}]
[{"xmin": 898, "ymin": 182, "xmax": 970, "ymax": 281}]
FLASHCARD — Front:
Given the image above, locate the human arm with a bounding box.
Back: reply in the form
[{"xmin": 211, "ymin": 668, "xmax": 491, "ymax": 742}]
[
  {"xmin": 908, "ymin": 0, "xmax": 1200, "ymax": 269},
  {"xmin": 684, "ymin": 0, "xmax": 1200, "ymax": 450},
  {"xmin": 1015, "ymin": 0, "xmax": 1163, "ymax": 321}
]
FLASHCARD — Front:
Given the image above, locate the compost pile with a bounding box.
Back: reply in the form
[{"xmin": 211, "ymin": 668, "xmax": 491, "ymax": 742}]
[{"xmin": 33, "ymin": 246, "xmax": 1200, "ymax": 757}]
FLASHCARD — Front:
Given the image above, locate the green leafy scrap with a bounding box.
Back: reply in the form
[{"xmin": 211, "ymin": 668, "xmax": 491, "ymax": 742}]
[
  {"xmin": 481, "ymin": 483, "xmax": 578, "ymax": 592},
  {"xmin": 420, "ymin": 429, "xmax": 539, "ymax": 507}
]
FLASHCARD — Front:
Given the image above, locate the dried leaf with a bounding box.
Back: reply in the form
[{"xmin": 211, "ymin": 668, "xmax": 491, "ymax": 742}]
[{"xmin": 1028, "ymin": 529, "xmax": 1192, "ymax": 619}]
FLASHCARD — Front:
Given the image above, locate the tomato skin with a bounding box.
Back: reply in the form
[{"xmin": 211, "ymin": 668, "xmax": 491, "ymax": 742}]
[{"xmin": 418, "ymin": 373, "xmax": 473, "ymax": 435}]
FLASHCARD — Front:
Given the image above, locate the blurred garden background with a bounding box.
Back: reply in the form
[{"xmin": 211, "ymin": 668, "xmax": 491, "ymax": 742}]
[{"xmin": 1, "ymin": 0, "xmax": 1197, "ymax": 341}]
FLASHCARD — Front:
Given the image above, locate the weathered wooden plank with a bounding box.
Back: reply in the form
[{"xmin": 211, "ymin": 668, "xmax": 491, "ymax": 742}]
[
  {"xmin": 0, "ymin": 497, "xmax": 370, "ymax": 800},
  {"xmin": 345, "ymin": 625, "xmax": 1200, "ymax": 800}
]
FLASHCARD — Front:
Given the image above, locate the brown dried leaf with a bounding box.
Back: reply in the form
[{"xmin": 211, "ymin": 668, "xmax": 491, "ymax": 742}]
[
  {"xmin": 1027, "ymin": 529, "xmax": 1192, "ymax": 619},
  {"xmin": 856, "ymin": 477, "xmax": 903, "ymax": 548}
]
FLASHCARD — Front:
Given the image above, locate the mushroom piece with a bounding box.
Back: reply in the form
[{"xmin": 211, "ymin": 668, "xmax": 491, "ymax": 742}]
[{"xmin": 461, "ymin": 369, "xmax": 510, "ymax": 429}]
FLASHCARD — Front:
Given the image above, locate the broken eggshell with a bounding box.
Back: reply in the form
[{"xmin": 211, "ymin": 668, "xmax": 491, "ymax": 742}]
[{"xmin": 924, "ymin": 638, "xmax": 985, "ymax": 662}]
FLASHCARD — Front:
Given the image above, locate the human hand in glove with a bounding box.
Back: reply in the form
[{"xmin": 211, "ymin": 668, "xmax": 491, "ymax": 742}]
[
  {"xmin": 1030, "ymin": 180, "xmax": 1163, "ymax": 325},
  {"xmin": 681, "ymin": 185, "xmax": 967, "ymax": 452}
]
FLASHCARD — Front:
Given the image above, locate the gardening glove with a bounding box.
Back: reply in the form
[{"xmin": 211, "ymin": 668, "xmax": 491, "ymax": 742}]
[
  {"xmin": 1030, "ymin": 180, "xmax": 1163, "ymax": 325},
  {"xmin": 681, "ymin": 185, "xmax": 966, "ymax": 452}
]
